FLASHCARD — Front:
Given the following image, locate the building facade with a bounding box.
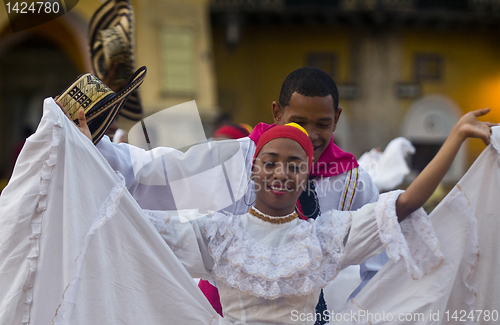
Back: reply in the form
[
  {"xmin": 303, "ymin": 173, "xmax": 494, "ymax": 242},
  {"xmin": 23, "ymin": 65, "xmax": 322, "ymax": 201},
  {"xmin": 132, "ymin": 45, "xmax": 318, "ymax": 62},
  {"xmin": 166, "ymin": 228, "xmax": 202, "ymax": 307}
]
[
  {"xmin": 1, "ymin": 0, "xmax": 500, "ymax": 186},
  {"xmin": 211, "ymin": 0, "xmax": 500, "ymax": 182},
  {"xmin": 0, "ymin": 0, "xmax": 218, "ymax": 182}
]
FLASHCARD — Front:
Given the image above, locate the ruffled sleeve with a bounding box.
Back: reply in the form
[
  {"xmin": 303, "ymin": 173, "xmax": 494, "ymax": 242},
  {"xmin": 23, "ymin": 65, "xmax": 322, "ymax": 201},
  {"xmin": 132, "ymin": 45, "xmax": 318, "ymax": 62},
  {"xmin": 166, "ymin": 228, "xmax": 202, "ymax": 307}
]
[
  {"xmin": 343, "ymin": 190, "xmax": 443, "ymax": 279},
  {"xmin": 143, "ymin": 209, "xmax": 216, "ymax": 281}
]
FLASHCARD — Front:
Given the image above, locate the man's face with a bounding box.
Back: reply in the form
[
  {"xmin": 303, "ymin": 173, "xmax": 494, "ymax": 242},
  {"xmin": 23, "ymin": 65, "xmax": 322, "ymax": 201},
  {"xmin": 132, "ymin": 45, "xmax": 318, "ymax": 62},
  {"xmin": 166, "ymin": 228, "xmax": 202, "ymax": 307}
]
[{"xmin": 273, "ymin": 92, "xmax": 342, "ymax": 163}]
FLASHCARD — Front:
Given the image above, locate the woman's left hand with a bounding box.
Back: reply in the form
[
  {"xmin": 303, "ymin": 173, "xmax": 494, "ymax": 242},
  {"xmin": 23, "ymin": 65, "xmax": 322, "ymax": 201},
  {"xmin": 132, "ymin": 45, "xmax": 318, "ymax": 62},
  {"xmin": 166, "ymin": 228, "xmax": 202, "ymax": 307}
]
[{"xmin": 455, "ymin": 108, "xmax": 498, "ymax": 145}]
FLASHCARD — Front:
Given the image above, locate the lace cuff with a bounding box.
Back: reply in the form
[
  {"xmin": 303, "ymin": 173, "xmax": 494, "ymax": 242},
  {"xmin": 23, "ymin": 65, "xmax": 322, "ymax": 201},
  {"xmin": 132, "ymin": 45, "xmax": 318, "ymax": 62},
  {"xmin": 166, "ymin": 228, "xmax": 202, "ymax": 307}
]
[
  {"xmin": 144, "ymin": 210, "xmax": 170, "ymax": 234},
  {"xmin": 376, "ymin": 190, "xmax": 443, "ymax": 279}
]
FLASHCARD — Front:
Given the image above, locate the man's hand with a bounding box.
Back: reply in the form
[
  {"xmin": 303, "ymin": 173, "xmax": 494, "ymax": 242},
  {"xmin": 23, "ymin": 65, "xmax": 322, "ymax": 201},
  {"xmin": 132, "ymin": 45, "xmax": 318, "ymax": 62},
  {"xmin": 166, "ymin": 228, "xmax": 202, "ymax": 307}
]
[
  {"xmin": 455, "ymin": 108, "xmax": 498, "ymax": 145},
  {"xmin": 55, "ymin": 99, "xmax": 92, "ymax": 142}
]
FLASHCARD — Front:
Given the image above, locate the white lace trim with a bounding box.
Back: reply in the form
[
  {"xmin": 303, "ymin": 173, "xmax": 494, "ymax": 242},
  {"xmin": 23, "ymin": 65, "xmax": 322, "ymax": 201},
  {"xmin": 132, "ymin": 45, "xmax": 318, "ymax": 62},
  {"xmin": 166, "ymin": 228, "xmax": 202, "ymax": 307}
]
[
  {"xmin": 204, "ymin": 210, "xmax": 351, "ymax": 300},
  {"xmin": 146, "ymin": 211, "xmax": 171, "ymax": 234},
  {"xmin": 451, "ymin": 185, "xmax": 479, "ymax": 324},
  {"xmin": 376, "ymin": 190, "xmax": 444, "ymax": 280},
  {"xmin": 52, "ymin": 174, "xmax": 126, "ymax": 323},
  {"xmin": 22, "ymin": 113, "xmax": 63, "ymax": 324}
]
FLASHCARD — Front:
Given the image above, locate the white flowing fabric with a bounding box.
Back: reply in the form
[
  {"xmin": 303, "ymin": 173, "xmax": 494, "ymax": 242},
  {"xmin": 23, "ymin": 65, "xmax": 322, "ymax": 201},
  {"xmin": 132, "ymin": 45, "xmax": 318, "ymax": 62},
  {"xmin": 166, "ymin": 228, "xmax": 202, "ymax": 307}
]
[
  {"xmin": 343, "ymin": 127, "xmax": 500, "ymax": 325},
  {"xmin": 2, "ymin": 98, "xmax": 500, "ymax": 325},
  {"xmin": 340, "ymin": 137, "xmax": 415, "ymax": 303},
  {"xmin": 358, "ymin": 137, "xmax": 415, "ymax": 192},
  {"xmin": 0, "ymin": 98, "xmax": 221, "ymax": 325}
]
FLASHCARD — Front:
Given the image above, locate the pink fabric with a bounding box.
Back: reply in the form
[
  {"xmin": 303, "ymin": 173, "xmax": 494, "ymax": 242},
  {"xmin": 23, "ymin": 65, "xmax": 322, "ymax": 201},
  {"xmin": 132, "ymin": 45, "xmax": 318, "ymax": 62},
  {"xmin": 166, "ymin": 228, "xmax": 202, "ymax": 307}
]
[
  {"xmin": 249, "ymin": 123, "xmax": 358, "ymax": 177},
  {"xmin": 198, "ymin": 280, "xmax": 223, "ymax": 316}
]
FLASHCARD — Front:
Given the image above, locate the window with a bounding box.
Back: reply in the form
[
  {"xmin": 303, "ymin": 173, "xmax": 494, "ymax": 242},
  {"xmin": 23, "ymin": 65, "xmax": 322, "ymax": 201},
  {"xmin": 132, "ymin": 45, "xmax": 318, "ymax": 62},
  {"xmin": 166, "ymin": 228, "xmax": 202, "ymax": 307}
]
[
  {"xmin": 160, "ymin": 27, "xmax": 196, "ymax": 95},
  {"xmin": 305, "ymin": 52, "xmax": 338, "ymax": 79},
  {"xmin": 414, "ymin": 53, "xmax": 443, "ymax": 81}
]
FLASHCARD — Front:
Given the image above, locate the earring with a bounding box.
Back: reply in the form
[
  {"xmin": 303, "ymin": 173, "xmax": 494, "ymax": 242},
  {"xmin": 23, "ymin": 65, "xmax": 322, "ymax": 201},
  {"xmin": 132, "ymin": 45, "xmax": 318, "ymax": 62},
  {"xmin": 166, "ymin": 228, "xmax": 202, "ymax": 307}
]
[
  {"xmin": 244, "ymin": 178, "xmax": 256, "ymax": 206},
  {"xmin": 295, "ymin": 190, "xmax": 319, "ymax": 219}
]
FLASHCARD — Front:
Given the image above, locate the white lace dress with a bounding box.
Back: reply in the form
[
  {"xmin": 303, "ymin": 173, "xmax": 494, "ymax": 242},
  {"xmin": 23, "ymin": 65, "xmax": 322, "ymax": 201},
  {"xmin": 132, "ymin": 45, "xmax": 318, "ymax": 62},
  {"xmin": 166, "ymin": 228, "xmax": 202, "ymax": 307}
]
[
  {"xmin": 5, "ymin": 99, "xmax": 500, "ymax": 325},
  {"xmin": 4, "ymin": 100, "xmax": 499, "ymax": 325},
  {"xmin": 145, "ymin": 191, "xmax": 442, "ymax": 325}
]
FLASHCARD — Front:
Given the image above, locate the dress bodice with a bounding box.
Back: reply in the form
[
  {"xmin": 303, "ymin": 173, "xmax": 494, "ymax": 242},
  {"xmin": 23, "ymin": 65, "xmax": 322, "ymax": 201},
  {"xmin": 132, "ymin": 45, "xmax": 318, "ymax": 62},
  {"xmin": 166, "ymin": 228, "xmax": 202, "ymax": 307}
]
[{"xmin": 145, "ymin": 192, "xmax": 442, "ymax": 324}]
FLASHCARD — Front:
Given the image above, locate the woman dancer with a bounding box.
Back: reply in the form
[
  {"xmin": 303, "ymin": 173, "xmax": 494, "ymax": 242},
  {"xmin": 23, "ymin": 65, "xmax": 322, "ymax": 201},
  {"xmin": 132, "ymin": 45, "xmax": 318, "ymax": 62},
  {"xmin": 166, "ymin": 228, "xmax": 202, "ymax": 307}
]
[
  {"xmin": 139, "ymin": 109, "xmax": 494, "ymax": 324},
  {"xmin": 2, "ymin": 99, "xmax": 496, "ymax": 324}
]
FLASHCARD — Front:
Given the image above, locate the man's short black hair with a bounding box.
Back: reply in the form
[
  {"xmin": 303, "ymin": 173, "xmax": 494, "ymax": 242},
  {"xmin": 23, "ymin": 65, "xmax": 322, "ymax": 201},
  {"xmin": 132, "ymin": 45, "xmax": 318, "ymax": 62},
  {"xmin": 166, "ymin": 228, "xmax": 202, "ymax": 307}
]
[{"xmin": 278, "ymin": 67, "xmax": 339, "ymax": 111}]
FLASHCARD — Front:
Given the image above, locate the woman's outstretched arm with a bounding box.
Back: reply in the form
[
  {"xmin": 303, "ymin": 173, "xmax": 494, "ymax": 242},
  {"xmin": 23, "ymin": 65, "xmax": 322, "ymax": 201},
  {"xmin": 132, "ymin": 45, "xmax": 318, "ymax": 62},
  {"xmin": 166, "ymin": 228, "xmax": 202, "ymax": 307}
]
[{"xmin": 396, "ymin": 108, "xmax": 497, "ymax": 221}]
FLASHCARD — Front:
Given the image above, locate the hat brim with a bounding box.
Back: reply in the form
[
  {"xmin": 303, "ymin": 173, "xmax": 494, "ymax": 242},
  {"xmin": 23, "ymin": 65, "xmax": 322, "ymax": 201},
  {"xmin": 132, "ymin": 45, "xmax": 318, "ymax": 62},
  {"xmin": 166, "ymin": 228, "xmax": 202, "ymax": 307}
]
[
  {"xmin": 87, "ymin": 66, "xmax": 147, "ymax": 144},
  {"xmin": 89, "ymin": 0, "xmax": 142, "ymax": 121},
  {"xmin": 58, "ymin": 66, "xmax": 147, "ymax": 145}
]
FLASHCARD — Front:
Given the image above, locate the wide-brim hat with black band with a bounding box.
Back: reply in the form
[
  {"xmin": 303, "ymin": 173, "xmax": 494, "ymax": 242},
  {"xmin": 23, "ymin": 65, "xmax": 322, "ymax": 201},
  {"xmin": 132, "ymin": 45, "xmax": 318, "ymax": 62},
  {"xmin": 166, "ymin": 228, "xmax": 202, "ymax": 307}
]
[
  {"xmin": 58, "ymin": 66, "xmax": 147, "ymax": 145},
  {"xmin": 89, "ymin": 0, "xmax": 142, "ymax": 121}
]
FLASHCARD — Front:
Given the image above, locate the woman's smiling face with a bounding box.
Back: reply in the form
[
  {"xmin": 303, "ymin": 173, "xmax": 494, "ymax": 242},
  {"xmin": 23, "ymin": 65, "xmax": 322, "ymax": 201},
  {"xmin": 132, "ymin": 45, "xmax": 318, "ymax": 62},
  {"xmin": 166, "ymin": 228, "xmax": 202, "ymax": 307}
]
[{"xmin": 252, "ymin": 137, "xmax": 309, "ymax": 217}]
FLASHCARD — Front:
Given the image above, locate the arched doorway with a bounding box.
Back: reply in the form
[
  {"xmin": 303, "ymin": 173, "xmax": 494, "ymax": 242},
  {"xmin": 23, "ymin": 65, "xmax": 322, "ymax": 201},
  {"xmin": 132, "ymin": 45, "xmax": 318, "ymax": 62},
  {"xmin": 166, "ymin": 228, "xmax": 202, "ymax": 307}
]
[
  {"xmin": 0, "ymin": 37, "xmax": 79, "ymax": 179},
  {"xmin": 401, "ymin": 94, "xmax": 465, "ymax": 183},
  {"xmin": 0, "ymin": 12, "xmax": 88, "ymax": 183}
]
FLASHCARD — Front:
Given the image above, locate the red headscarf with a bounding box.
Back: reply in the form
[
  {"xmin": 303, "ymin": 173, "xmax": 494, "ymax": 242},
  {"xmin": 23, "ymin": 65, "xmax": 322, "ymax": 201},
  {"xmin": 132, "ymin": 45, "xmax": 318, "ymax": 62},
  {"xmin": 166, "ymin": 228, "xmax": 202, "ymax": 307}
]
[
  {"xmin": 250, "ymin": 122, "xmax": 358, "ymax": 177},
  {"xmin": 213, "ymin": 124, "xmax": 251, "ymax": 139},
  {"xmin": 252, "ymin": 123, "xmax": 314, "ymax": 172}
]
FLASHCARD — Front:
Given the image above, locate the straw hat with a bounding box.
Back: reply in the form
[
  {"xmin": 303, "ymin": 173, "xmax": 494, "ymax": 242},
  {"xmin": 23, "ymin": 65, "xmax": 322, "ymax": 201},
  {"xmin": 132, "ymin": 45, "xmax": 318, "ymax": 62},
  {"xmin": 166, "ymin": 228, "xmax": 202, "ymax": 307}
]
[
  {"xmin": 58, "ymin": 66, "xmax": 147, "ymax": 144},
  {"xmin": 89, "ymin": 0, "xmax": 142, "ymax": 121}
]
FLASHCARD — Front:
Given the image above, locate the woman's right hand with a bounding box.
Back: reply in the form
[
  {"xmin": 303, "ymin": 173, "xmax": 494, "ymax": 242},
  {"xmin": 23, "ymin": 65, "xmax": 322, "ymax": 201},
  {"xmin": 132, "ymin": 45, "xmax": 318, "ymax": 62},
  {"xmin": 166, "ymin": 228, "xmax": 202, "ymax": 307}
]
[{"xmin": 55, "ymin": 99, "xmax": 92, "ymax": 142}]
